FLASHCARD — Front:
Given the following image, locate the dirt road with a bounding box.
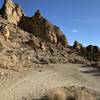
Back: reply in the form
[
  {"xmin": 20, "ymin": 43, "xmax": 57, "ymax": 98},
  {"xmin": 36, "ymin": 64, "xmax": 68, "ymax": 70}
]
[{"xmin": 0, "ymin": 64, "xmax": 100, "ymax": 100}]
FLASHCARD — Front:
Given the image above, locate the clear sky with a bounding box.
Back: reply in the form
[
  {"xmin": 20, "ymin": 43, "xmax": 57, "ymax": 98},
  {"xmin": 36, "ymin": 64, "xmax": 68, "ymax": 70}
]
[{"xmin": 0, "ymin": 0, "xmax": 100, "ymax": 46}]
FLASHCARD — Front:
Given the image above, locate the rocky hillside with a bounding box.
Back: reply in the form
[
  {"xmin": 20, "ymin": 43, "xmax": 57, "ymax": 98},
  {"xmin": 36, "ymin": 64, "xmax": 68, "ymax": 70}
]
[
  {"xmin": 0, "ymin": 16, "xmax": 89, "ymax": 71},
  {"xmin": 0, "ymin": 1, "xmax": 100, "ymax": 100},
  {"xmin": 0, "ymin": 0, "xmax": 99, "ymax": 70}
]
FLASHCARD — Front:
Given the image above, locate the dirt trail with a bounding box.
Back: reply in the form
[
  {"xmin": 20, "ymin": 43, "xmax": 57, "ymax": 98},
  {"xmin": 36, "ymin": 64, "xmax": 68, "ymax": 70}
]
[{"xmin": 0, "ymin": 64, "xmax": 100, "ymax": 100}]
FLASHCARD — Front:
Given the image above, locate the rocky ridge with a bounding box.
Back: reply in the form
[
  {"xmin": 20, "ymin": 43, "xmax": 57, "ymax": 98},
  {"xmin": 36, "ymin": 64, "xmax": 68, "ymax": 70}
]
[
  {"xmin": 0, "ymin": 0, "xmax": 67, "ymax": 47},
  {"xmin": 73, "ymin": 41, "xmax": 100, "ymax": 63},
  {"xmin": 0, "ymin": 0, "xmax": 99, "ymax": 69}
]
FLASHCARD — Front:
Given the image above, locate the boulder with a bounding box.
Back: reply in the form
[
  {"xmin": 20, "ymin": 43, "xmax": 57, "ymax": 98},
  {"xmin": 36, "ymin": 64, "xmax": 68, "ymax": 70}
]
[{"xmin": 0, "ymin": 0, "xmax": 24, "ymax": 25}]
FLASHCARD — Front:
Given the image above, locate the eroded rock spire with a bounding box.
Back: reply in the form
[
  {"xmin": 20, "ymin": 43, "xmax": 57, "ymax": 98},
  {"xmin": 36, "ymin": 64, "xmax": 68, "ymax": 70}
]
[{"xmin": 0, "ymin": 0, "xmax": 24, "ymax": 25}]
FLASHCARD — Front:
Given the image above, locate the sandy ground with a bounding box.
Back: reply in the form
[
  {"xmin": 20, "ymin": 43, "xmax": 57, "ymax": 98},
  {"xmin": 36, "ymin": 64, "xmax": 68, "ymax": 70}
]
[{"xmin": 0, "ymin": 63, "xmax": 100, "ymax": 100}]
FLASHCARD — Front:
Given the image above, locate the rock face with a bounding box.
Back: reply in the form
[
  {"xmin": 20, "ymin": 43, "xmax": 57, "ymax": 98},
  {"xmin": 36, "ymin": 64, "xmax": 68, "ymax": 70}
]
[
  {"xmin": 18, "ymin": 10, "xmax": 67, "ymax": 47},
  {"xmin": 0, "ymin": 0, "xmax": 24, "ymax": 25},
  {"xmin": 0, "ymin": 0, "xmax": 67, "ymax": 47}
]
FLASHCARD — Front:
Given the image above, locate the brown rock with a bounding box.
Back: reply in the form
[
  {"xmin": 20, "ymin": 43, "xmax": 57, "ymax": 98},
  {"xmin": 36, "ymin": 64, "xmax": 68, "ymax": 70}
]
[
  {"xmin": 39, "ymin": 42, "xmax": 46, "ymax": 51},
  {"xmin": 73, "ymin": 41, "xmax": 82, "ymax": 51},
  {"xmin": 86, "ymin": 45, "xmax": 100, "ymax": 53},
  {"xmin": 18, "ymin": 10, "xmax": 67, "ymax": 47},
  {"xmin": 0, "ymin": 0, "xmax": 24, "ymax": 25},
  {"xmin": 0, "ymin": 24, "xmax": 10, "ymax": 40},
  {"xmin": 86, "ymin": 45, "xmax": 100, "ymax": 61},
  {"xmin": 26, "ymin": 36, "xmax": 40, "ymax": 49}
]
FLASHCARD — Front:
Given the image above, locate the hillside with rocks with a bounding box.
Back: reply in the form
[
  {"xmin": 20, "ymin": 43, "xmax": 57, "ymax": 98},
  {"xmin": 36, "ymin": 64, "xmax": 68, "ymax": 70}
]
[
  {"xmin": 0, "ymin": 0, "xmax": 93, "ymax": 69},
  {"xmin": 0, "ymin": 0, "xmax": 100, "ymax": 100}
]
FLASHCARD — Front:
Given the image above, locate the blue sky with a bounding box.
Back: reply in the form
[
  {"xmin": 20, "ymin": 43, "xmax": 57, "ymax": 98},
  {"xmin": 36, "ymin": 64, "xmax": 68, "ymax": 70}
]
[{"xmin": 0, "ymin": 0, "xmax": 100, "ymax": 46}]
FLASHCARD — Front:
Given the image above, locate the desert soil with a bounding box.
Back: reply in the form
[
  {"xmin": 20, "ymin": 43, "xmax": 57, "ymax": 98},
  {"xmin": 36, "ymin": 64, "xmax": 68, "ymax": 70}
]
[{"xmin": 0, "ymin": 63, "xmax": 100, "ymax": 100}]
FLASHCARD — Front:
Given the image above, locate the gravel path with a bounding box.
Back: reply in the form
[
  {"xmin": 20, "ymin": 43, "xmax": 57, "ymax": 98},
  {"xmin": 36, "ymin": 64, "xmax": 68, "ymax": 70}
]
[{"xmin": 0, "ymin": 64, "xmax": 100, "ymax": 100}]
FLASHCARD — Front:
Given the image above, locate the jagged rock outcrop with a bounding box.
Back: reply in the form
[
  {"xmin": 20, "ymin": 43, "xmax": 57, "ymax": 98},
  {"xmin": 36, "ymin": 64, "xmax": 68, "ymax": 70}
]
[
  {"xmin": 0, "ymin": 0, "xmax": 24, "ymax": 25},
  {"xmin": 85, "ymin": 45, "xmax": 100, "ymax": 61},
  {"xmin": 18, "ymin": 10, "xmax": 67, "ymax": 47},
  {"xmin": 0, "ymin": 0, "xmax": 67, "ymax": 47},
  {"xmin": 86, "ymin": 45, "xmax": 100, "ymax": 53},
  {"xmin": 73, "ymin": 42, "xmax": 100, "ymax": 62},
  {"xmin": 73, "ymin": 41, "xmax": 82, "ymax": 51}
]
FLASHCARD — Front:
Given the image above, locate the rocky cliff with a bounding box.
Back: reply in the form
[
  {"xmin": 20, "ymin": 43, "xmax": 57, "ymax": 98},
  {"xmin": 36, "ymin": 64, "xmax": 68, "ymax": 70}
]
[
  {"xmin": 0, "ymin": 0, "xmax": 99, "ymax": 68},
  {"xmin": 0, "ymin": 0, "xmax": 24, "ymax": 25},
  {"xmin": 0, "ymin": 0, "xmax": 67, "ymax": 47},
  {"xmin": 18, "ymin": 10, "xmax": 67, "ymax": 47}
]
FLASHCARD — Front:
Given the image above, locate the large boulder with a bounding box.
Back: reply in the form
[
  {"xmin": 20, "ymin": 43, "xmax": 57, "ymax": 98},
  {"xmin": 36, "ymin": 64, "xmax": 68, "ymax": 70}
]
[
  {"xmin": 0, "ymin": 0, "xmax": 24, "ymax": 25},
  {"xmin": 18, "ymin": 10, "xmax": 67, "ymax": 47}
]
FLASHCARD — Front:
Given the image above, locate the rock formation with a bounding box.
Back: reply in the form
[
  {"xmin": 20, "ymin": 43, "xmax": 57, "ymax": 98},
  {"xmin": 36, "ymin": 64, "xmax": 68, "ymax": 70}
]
[
  {"xmin": 0, "ymin": 0, "xmax": 24, "ymax": 25},
  {"xmin": 73, "ymin": 41, "xmax": 100, "ymax": 62},
  {"xmin": 86, "ymin": 45, "xmax": 100, "ymax": 53},
  {"xmin": 85, "ymin": 45, "xmax": 100, "ymax": 61},
  {"xmin": 0, "ymin": 0, "xmax": 67, "ymax": 47},
  {"xmin": 18, "ymin": 10, "xmax": 67, "ymax": 47},
  {"xmin": 0, "ymin": 0, "xmax": 99, "ymax": 64},
  {"xmin": 73, "ymin": 41, "xmax": 82, "ymax": 51}
]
